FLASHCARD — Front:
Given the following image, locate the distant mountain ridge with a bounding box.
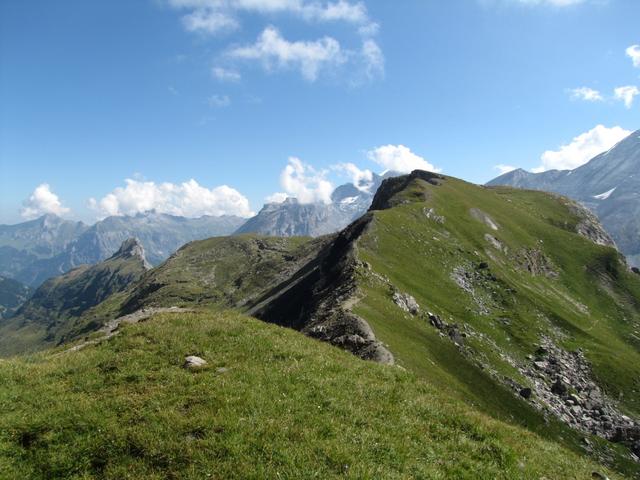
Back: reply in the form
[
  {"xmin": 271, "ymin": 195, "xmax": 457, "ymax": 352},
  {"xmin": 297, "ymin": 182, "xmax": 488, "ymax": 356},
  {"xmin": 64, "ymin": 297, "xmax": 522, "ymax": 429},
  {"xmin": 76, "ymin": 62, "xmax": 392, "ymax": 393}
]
[
  {"xmin": 487, "ymin": 129, "xmax": 640, "ymax": 267},
  {"xmin": 236, "ymin": 172, "xmax": 396, "ymax": 237},
  {"xmin": 0, "ymin": 276, "xmax": 32, "ymax": 319},
  {"xmin": 0, "ymin": 212, "xmax": 245, "ymax": 287}
]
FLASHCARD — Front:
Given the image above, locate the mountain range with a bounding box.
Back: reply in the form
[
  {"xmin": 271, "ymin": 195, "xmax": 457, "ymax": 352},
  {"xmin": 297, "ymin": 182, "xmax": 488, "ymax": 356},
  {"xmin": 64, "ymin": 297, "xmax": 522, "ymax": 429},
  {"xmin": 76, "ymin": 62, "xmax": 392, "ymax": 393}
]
[
  {"xmin": 0, "ymin": 212, "xmax": 245, "ymax": 287},
  {"xmin": 235, "ymin": 172, "xmax": 393, "ymax": 237},
  {"xmin": 488, "ymin": 129, "xmax": 640, "ymax": 267},
  {"xmin": 1, "ymin": 170, "xmax": 639, "ymax": 476},
  {"xmin": 0, "ymin": 173, "xmax": 392, "ymax": 292}
]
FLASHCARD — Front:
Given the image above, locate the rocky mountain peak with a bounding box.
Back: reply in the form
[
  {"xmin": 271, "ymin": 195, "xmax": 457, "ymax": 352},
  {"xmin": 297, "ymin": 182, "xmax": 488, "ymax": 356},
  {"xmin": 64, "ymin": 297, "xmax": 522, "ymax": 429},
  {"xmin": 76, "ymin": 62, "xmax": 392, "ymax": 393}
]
[
  {"xmin": 111, "ymin": 238, "xmax": 151, "ymax": 269},
  {"xmin": 369, "ymin": 170, "xmax": 445, "ymax": 211}
]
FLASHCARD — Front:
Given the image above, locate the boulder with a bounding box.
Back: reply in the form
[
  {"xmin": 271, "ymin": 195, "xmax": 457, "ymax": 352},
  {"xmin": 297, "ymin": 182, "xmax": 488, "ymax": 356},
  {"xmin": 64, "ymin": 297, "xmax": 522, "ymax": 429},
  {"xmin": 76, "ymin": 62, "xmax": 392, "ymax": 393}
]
[
  {"xmin": 551, "ymin": 379, "xmax": 568, "ymax": 396},
  {"xmin": 519, "ymin": 387, "xmax": 532, "ymax": 399},
  {"xmin": 184, "ymin": 355, "xmax": 207, "ymax": 369},
  {"xmin": 392, "ymin": 292, "xmax": 420, "ymax": 315}
]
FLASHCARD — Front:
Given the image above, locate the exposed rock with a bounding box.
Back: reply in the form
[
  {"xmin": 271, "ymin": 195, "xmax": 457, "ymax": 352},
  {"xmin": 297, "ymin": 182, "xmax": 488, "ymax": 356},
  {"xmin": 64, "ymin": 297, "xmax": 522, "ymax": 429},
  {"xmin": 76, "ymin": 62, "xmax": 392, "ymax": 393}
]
[
  {"xmin": 519, "ymin": 387, "xmax": 533, "ymax": 399},
  {"xmin": 184, "ymin": 356, "xmax": 207, "ymax": 369},
  {"xmin": 393, "ymin": 292, "xmax": 420, "ymax": 315},
  {"xmin": 514, "ymin": 248, "xmax": 558, "ymax": 278},
  {"xmin": 567, "ymin": 201, "xmax": 617, "ymax": 249},
  {"xmin": 512, "ymin": 336, "xmax": 640, "ymax": 454},
  {"xmin": 251, "ymin": 215, "xmax": 394, "ymax": 366},
  {"xmin": 551, "ymin": 379, "xmax": 568, "ymax": 396},
  {"xmin": 369, "ymin": 170, "xmax": 444, "ymax": 211},
  {"xmin": 469, "ymin": 208, "xmax": 499, "ymax": 231},
  {"xmin": 428, "ymin": 313, "xmax": 445, "ymax": 330},
  {"xmin": 484, "ymin": 234, "xmax": 506, "ymax": 253},
  {"xmin": 423, "ymin": 208, "xmax": 445, "ymax": 224}
]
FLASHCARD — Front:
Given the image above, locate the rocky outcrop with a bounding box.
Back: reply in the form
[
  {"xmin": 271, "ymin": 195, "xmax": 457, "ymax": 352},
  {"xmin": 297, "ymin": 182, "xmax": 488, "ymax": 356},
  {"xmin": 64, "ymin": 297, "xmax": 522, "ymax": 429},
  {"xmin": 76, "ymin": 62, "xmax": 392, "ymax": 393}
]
[
  {"xmin": 393, "ymin": 292, "xmax": 420, "ymax": 315},
  {"xmin": 111, "ymin": 237, "xmax": 151, "ymax": 269},
  {"xmin": 565, "ymin": 200, "xmax": 617, "ymax": 249},
  {"xmin": 513, "ymin": 337, "xmax": 639, "ymax": 456},
  {"xmin": 250, "ymin": 214, "xmax": 394, "ymax": 365},
  {"xmin": 369, "ymin": 170, "xmax": 444, "ymax": 211}
]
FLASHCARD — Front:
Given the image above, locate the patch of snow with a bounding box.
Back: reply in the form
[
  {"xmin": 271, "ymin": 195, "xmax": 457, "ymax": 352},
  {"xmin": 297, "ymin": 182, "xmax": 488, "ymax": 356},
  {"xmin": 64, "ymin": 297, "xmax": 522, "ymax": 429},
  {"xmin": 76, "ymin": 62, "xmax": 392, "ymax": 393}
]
[
  {"xmin": 340, "ymin": 196, "xmax": 359, "ymax": 205},
  {"xmin": 593, "ymin": 187, "xmax": 617, "ymax": 201}
]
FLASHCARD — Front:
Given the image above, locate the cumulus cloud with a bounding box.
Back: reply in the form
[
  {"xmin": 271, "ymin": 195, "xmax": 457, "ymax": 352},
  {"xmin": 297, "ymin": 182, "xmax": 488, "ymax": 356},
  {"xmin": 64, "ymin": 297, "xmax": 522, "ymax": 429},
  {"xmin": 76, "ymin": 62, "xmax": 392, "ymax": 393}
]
[
  {"xmin": 167, "ymin": 0, "xmax": 383, "ymax": 83},
  {"xmin": 89, "ymin": 179, "xmax": 254, "ymax": 218},
  {"xmin": 568, "ymin": 87, "xmax": 603, "ymax": 102},
  {"xmin": 181, "ymin": 8, "xmax": 239, "ymax": 34},
  {"xmin": 335, "ymin": 162, "xmax": 374, "ymax": 191},
  {"xmin": 614, "ymin": 85, "xmax": 639, "ymax": 109},
  {"xmin": 532, "ymin": 125, "xmax": 631, "ymax": 173},
  {"xmin": 626, "ymin": 45, "xmax": 640, "ymax": 68},
  {"xmin": 228, "ymin": 26, "xmax": 345, "ymax": 81},
  {"xmin": 21, "ymin": 184, "xmax": 70, "ymax": 219},
  {"xmin": 265, "ymin": 192, "xmax": 289, "ymax": 204},
  {"xmin": 494, "ymin": 164, "xmax": 518, "ymax": 175},
  {"xmin": 367, "ymin": 145, "xmax": 440, "ymax": 174},
  {"xmin": 273, "ymin": 157, "xmax": 334, "ymax": 204},
  {"xmin": 168, "ymin": 0, "xmax": 372, "ymax": 33},
  {"xmin": 212, "ymin": 66, "xmax": 241, "ymax": 82}
]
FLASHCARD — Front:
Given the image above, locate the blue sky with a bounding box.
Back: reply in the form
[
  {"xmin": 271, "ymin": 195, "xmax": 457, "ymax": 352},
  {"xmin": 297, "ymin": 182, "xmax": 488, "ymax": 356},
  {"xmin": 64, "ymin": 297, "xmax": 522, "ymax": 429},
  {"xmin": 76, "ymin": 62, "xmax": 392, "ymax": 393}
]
[{"xmin": 1, "ymin": 0, "xmax": 639, "ymax": 224}]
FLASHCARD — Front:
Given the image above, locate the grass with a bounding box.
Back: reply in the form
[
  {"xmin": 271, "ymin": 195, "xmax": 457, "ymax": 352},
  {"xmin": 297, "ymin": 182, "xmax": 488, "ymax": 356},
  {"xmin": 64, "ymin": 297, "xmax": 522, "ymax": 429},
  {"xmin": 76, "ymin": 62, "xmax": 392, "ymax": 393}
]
[{"xmin": 0, "ymin": 310, "xmax": 621, "ymax": 479}]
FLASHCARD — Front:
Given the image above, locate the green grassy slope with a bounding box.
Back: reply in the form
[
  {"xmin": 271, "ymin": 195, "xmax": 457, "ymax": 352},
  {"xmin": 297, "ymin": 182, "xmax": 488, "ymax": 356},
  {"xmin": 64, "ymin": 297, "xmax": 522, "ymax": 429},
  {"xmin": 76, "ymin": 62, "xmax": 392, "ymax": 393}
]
[
  {"xmin": 356, "ymin": 175, "xmax": 640, "ymax": 416},
  {"xmin": 120, "ymin": 235, "xmax": 330, "ymax": 313},
  {"xmin": 0, "ymin": 241, "xmax": 149, "ymax": 356},
  {"xmin": 0, "ymin": 310, "xmax": 620, "ymax": 479}
]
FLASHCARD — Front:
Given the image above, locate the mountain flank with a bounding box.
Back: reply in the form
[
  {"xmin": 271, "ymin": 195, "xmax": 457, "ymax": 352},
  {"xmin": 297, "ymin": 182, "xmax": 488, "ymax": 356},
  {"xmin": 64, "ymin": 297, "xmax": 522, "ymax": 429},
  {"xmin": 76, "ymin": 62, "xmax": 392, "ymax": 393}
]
[
  {"xmin": 0, "ymin": 238, "xmax": 150, "ymax": 356},
  {"xmin": 488, "ymin": 129, "xmax": 640, "ymax": 267}
]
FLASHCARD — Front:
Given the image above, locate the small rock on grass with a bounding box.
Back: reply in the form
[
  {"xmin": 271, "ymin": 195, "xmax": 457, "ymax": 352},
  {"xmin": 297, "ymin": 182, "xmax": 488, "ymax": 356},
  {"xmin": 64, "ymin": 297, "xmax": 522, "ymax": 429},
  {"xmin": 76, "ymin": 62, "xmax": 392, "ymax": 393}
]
[{"xmin": 184, "ymin": 355, "xmax": 207, "ymax": 369}]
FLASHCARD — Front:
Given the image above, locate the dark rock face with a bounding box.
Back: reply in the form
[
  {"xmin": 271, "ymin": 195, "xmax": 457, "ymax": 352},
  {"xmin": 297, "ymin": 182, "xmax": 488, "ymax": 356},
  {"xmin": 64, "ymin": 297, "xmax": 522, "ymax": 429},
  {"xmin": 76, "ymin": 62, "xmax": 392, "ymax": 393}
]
[
  {"xmin": 487, "ymin": 129, "xmax": 640, "ymax": 266},
  {"xmin": 249, "ymin": 214, "xmax": 394, "ymax": 365},
  {"xmin": 369, "ymin": 170, "xmax": 444, "ymax": 211}
]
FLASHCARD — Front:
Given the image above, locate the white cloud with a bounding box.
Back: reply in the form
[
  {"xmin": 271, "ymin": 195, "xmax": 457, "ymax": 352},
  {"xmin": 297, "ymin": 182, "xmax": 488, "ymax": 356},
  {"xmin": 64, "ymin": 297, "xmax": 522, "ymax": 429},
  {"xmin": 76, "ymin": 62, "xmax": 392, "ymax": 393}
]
[
  {"xmin": 532, "ymin": 125, "xmax": 631, "ymax": 172},
  {"xmin": 181, "ymin": 9, "xmax": 239, "ymax": 34},
  {"xmin": 494, "ymin": 164, "xmax": 517, "ymax": 175},
  {"xmin": 569, "ymin": 87, "xmax": 603, "ymax": 102},
  {"xmin": 275, "ymin": 157, "xmax": 334, "ymax": 204},
  {"xmin": 212, "ymin": 66, "xmax": 241, "ymax": 82},
  {"xmin": 167, "ymin": 1, "xmax": 382, "ymax": 83},
  {"xmin": 361, "ymin": 39, "xmax": 384, "ymax": 79},
  {"xmin": 21, "ymin": 184, "xmax": 70, "ymax": 219},
  {"xmin": 626, "ymin": 45, "xmax": 640, "ymax": 68},
  {"xmin": 228, "ymin": 26, "xmax": 345, "ymax": 81},
  {"xmin": 89, "ymin": 179, "xmax": 254, "ymax": 218},
  {"xmin": 207, "ymin": 94, "xmax": 231, "ymax": 107},
  {"xmin": 614, "ymin": 85, "xmax": 639, "ymax": 109},
  {"xmin": 335, "ymin": 162, "xmax": 374, "ymax": 191},
  {"xmin": 367, "ymin": 145, "xmax": 441, "ymax": 174},
  {"xmin": 265, "ymin": 192, "xmax": 289, "ymax": 203},
  {"xmin": 169, "ymin": 0, "xmax": 371, "ymax": 27}
]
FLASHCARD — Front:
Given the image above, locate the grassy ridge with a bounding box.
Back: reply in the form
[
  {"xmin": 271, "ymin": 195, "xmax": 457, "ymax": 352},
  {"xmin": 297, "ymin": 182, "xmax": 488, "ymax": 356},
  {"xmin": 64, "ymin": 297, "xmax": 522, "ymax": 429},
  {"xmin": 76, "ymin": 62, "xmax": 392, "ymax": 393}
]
[
  {"xmin": 0, "ymin": 310, "xmax": 620, "ymax": 479},
  {"xmin": 356, "ymin": 177, "xmax": 640, "ymax": 415}
]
